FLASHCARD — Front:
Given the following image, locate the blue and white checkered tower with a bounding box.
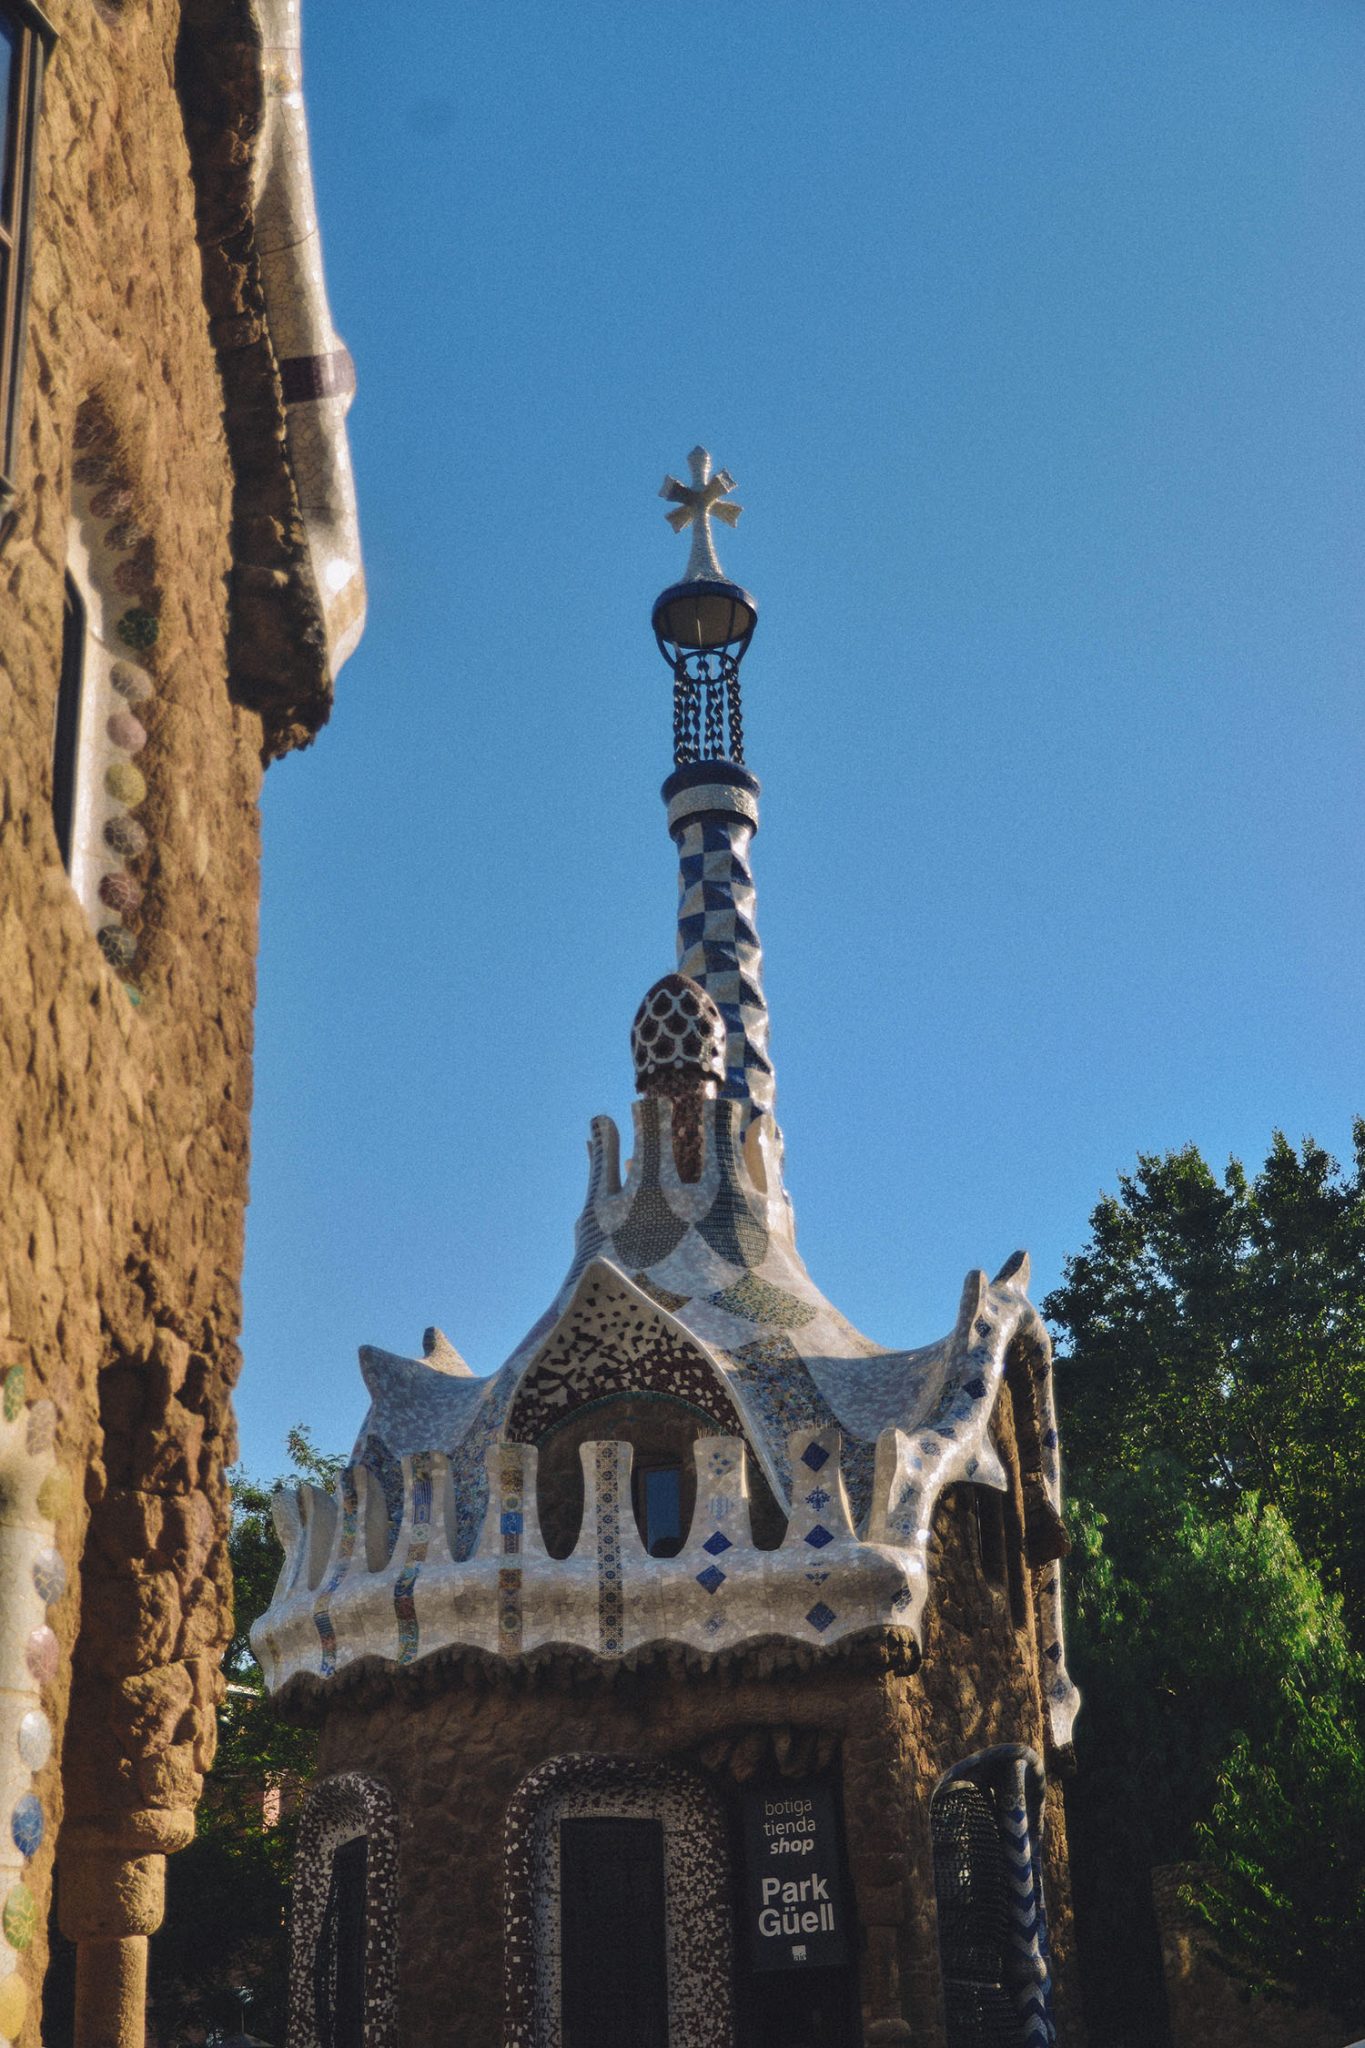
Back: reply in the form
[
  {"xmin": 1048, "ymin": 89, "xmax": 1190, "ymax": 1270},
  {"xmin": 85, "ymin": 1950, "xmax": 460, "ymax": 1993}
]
[{"xmin": 651, "ymin": 449, "xmax": 777, "ymax": 1138}]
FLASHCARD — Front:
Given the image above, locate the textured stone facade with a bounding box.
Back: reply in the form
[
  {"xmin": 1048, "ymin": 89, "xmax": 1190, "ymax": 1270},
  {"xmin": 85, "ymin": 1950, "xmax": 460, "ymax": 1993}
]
[{"xmin": 0, "ymin": 5, "xmax": 359, "ymax": 2044}]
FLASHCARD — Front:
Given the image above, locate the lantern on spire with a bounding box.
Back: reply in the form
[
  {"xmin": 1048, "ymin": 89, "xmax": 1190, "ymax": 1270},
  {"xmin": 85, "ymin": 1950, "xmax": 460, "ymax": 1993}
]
[{"xmin": 652, "ymin": 446, "xmax": 757, "ymax": 766}]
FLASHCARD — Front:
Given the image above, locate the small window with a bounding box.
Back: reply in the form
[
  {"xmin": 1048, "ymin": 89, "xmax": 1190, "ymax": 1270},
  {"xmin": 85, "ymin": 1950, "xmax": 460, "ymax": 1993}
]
[
  {"xmin": 634, "ymin": 1460, "xmax": 683, "ymax": 1557},
  {"xmin": 52, "ymin": 572, "xmax": 84, "ymax": 871},
  {"xmin": 973, "ymin": 1487, "xmax": 1006, "ymax": 1589},
  {"xmin": 0, "ymin": 0, "xmax": 54, "ymax": 503},
  {"xmin": 314, "ymin": 1833, "xmax": 367, "ymax": 2048}
]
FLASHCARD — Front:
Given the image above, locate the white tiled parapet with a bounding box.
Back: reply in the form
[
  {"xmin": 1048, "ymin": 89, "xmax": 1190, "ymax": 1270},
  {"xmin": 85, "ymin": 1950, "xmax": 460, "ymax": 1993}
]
[
  {"xmin": 253, "ymin": 1426, "xmax": 921, "ymax": 1692},
  {"xmin": 251, "ymin": 1251, "xmax": 1083, "ymax": 1752}
]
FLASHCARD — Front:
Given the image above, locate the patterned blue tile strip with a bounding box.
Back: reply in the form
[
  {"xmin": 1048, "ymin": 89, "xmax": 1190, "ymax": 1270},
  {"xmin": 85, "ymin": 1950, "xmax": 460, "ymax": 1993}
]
[
  {"xmin": 313, "ymin": 1469, "xmax": 358, "ymax": 1677},
  {"xmin": 1000, "ymin": 1754, "xmax": 1057, "ymax": 2048},
  {"xmin": 596, "ymin": 1443, "xmax": 624, "ymax": 1653},
  {"xmin": 673, "ymin": 815, "xmax": 774, "ymax": 1124},
  {"xmin": 394, "ymin": 1452, "xmax": 433, "ymax": 1664}
]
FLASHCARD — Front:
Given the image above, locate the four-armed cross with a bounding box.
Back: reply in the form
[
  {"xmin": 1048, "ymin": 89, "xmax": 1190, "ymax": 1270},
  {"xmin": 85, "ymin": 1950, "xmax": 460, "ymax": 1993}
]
[{"xmin": 660, "ymin": 445, "xmax": 743, "ymax": 582}]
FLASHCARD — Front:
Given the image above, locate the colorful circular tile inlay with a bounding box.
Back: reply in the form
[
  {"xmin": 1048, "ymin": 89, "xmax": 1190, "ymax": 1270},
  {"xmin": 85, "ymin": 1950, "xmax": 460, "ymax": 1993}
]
[
  {"xmin": 2, "ymin": 1885, "xmax": 35, "ymax": 1952},
  {"xmin": 16, "ymin": 1714, "xmax": 50, "ymax": 1773},
  {"xmin": 0, "ymin": 1968, "xmax": 26, "ymax": 2040},
  {"xmin": 23, "ymin": 1629, "xmax": 58, "ymax": 1687},
  {"xmin": 9, "ymin": 1799, "xmax": 41, "ymax": 1862},
  {"xmin": 25, "ymin": 1401, "xmax": 56, "ymax": 1457},
  {"xmin": 31, "ymin": 1549, "xmax": 65, "ymax": 1604},
  {"xmin": 36, "ymin": 1471, "xmax": 69, "ymax": 1521}
]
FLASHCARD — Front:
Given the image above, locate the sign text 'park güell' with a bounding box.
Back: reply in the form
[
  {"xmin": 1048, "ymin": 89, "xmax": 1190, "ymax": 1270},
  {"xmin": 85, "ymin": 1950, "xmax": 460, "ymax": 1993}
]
[{"xmin": 742, "ymin": 1782, "xmax": 849, "ymax": 1972}]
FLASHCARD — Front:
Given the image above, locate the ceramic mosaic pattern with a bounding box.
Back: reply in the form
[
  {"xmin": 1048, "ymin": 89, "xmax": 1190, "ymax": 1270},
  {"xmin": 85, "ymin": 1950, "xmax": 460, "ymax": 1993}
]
[
  {"xmin": 631, "ymin": 973, "xmax": 726, "ymax": 1090},
  {"xmin": 503, "ymin": 1755, "xmax": 734, "ymax": 2048},
  {"xmin": 257, "ymin": 1250, "xmax": 1079, "ymax": 1750},
  {"xmin": 0, "ymin": 1370, "xmax": 64, "ymax": 2047},
  {"xmin": 393, "ymin": 1452, "xmax": 433, "ymax": 1663},
  {"xmin": 287, "ymin": 1774, "xmax": 398, "ymax": 2048},
  {"xmin": 672, "ymin": 810, "xmax": 774, "ymax": 1124},
  {"xmin": 505, "ymin": 1268, "xmax": 745, "ymax": 1447},
  {"xmin": 64, "ymin": 433, "xmax": 164, "ymax": 999}
]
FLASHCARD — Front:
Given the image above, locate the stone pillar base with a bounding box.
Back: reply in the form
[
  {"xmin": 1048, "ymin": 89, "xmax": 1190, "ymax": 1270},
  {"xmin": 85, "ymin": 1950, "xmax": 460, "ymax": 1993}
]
[
  {"xmin": 74, "ymin": 1935, "xmax": 147, "ymax": 2048},
  {"xmin": 60, "ymin": 1844, "xmax": 168, "ymax": 2048}
]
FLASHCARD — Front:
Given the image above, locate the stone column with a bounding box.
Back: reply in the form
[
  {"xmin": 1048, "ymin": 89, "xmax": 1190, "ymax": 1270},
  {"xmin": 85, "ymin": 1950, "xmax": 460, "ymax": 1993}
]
[{"xmin": 59, "ymin": 1845, "xmax": 165, "ymax": 2048}]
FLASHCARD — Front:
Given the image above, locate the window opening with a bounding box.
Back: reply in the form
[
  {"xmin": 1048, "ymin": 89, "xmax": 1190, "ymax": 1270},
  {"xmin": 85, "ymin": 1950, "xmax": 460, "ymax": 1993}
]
[
  {"xmin": 52, "ymin": 571, "xmax": 84, "ymax": 871},
  {"xmin": 974, "ymin": 1487, "xmax": 1005, "ymax": 1589},
  {"xmin": 635, "ymin": 1459, "xmax": 684, "ymax": 1557},
  {"xmin": 1003, "ymin": 1484, "xmax": 1028, "ymax": 1632},
  {"xmin": 559, "ymin": 1816, "xmax": 668, "ymax": 2048},
  {"xmin": 314, "ymin": 1833, "xmax": 367, "ymax": 2048},
  {"xmin": 0, "ymin": 0, "xmax": 54, "ymax": 504}
]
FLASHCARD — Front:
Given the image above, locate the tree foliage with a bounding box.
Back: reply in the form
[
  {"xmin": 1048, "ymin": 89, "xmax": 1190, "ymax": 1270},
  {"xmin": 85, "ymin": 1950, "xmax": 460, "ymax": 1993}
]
[
  {"xmin": 1046, "ymin": 1129, "xmax": 1365, "ymax": 2031},
  {"xmin": 1050, "ymin": 1125, "xmax": 1365, "ymax": 1640},
  {"xmin": 149, "ymin": 1429, "xmax": 342, "ymax": 2046}
]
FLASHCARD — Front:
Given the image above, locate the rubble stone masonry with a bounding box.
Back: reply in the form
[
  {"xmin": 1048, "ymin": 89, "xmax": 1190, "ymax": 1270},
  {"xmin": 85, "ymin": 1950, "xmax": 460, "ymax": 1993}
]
[{"xmin": 0, "ymin": 3, "xmax": 321, "ymax": 2041}]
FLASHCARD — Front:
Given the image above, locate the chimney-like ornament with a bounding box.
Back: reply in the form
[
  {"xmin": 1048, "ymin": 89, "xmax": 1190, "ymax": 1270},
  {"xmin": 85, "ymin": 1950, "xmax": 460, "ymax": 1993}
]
[
  {"xmin": 653, "ymin": 445, "xmax": 757, "ymax": 766},
  {"xmin": 651, "ymin": 448, "xmax": 777, "ymax": 1138}
]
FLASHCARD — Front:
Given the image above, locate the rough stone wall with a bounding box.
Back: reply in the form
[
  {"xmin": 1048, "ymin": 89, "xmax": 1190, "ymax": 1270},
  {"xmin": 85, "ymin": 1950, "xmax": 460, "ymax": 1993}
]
[
  {"xmin": 0, "ymin": 1, "xmax": 270, "ymax": 2033},
  {"xmin": 307, "ymin": 1389, "xmax": 1082, "ymax": 2047}
]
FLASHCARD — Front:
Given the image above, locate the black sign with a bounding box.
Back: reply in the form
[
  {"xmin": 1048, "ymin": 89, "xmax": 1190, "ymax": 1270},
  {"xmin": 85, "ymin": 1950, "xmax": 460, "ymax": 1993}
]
[{"xmin": 741, "ymin": 1781, "xmax": 849, "ymax": 1972}]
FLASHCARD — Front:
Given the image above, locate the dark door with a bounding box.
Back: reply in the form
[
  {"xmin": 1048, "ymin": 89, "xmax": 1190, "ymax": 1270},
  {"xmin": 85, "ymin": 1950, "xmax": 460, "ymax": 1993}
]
[
  {"xmin": 740, "ymin": 1966, "xmax": 859, "ymax": 2048},
  {"xmin": 315, "ymin": 1833, "xmax": 367, "ymax": 2048},
  {"xmin": 560, "ymin": 1816, "xmax": 668, "ymax": 2048}
]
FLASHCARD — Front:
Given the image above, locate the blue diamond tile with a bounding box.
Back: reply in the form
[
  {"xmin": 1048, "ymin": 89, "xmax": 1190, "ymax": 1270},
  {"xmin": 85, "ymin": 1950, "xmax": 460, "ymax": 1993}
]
[
  {"xmin": 702, "ymin": 1530, "xmax": 732, "ymax": 1556},
  {"xmin": 964, "ymin": 1376, "xmax": 988, "ymax": 1400},
  {"xmin": 804, "ymin": 1524, "xmax": 833, "ymax": 1550},
  {"xmin": 696, "ymin": 1564, "xmax": 727, "ymax": 1595},
  {"xmin": 499, "ymin": 1511, "xmax": 523, "ymax": 1534},
  {"xmin": 801, "ymin": 1442, "xmax": 830, "ymax": 1472},
  {"xmin": 11, "ymin": 1795, "xmax": 43, "ymax": 1859},
  {"xmin": 806, "ymin": 1601, "xmax": 836, "ymax": 1634}
]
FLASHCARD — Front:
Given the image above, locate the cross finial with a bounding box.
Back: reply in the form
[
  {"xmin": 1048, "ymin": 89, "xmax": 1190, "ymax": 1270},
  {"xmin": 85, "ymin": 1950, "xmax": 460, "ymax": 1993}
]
[{"xmin": 659, "ymin": 445, "xmax": 743, "ymax": 582}]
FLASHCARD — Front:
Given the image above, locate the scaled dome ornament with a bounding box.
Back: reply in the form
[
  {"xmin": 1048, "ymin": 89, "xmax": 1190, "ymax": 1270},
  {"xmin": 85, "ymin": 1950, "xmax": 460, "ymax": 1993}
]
[{"xmin": 631, "ymin": 974, "xmax": 726, "ymax": 1096}]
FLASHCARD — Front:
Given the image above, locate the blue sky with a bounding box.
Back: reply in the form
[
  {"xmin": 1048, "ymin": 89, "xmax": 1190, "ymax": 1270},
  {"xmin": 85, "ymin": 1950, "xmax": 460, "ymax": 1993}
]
[{"xmin": 237, "ymin": 1, "xmax": 1365, "ymax": 1478}]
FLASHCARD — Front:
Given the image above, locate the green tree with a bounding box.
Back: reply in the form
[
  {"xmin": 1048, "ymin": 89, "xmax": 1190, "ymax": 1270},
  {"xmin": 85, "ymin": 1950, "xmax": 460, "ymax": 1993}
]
[
  {"xmin": 1045, "ymin": 1130, "xmax": 1365, "ymax": 2034},
  {"xmin": 1049, "ymin": 1127, "xmax": 1365, "ymax": 1639},
  {"xmin": 149, "ymin": 1428, "xmax": 342, "ymax": 2046}
]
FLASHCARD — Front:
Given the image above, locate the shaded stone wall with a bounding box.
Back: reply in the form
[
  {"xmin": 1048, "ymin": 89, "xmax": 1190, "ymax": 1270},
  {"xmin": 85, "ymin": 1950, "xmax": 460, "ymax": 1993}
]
[
  {"xmin": 0, "ymin": 2, "xmax": 273, "ymax": 2035},
  {"xmin": 307, "ymin": 1393, "xmax": 1082, "ymax": 2047}
]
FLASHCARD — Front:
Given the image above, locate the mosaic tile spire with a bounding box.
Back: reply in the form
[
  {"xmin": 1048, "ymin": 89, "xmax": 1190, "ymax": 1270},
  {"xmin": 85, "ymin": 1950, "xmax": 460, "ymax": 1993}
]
[
  {"xmin": 662, "ymin": 761, "xmax": 775, "ymax": 1130},
  {"xmin": 653, "ymin": 447, "xmax": 776, "ymax": 1139}
]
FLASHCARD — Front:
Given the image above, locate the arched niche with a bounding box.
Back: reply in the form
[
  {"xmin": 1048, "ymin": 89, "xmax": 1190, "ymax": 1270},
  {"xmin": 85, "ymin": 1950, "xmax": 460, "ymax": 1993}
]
[{"xmin": 287, "ymin": 1773, "xmax": 399, "ymax": 2048}]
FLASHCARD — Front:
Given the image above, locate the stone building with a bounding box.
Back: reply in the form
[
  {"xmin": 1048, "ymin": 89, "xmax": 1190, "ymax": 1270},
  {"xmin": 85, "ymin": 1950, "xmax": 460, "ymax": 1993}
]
[
  {"xmin": 255, "ymin": 453, "xmax": 1085, "ymax": 2048},
  {"xmin": 0, "ymin": 2, "xmax": 361, "ymax": 2045}
]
